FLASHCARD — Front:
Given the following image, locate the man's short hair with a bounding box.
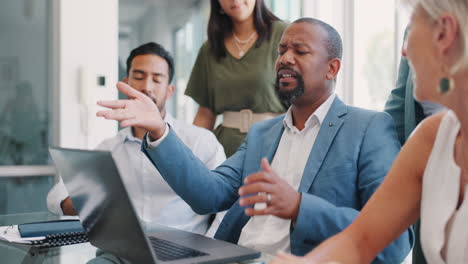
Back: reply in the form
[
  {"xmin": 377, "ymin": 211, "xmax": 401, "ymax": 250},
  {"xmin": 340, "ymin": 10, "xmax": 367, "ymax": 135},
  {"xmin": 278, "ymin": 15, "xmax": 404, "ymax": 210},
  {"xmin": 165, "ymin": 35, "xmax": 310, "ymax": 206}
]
[
  {"xmin": 126, "ymin": 42, "xmax": 175, "ymax": 83},
  {"xmin": 293, "ymin": 17, "xmax": 343, "ymax": 60}
]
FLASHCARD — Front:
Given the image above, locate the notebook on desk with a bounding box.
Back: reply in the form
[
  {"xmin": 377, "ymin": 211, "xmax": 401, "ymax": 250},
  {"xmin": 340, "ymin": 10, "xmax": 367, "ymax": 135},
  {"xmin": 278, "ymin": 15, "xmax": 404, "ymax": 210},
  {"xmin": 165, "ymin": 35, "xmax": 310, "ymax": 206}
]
[
  {"xmin": 0, "ymin": 219, "xmax": 88, "ymax": 247},
  {"xmin": 49, "ymin": 147, "xmax": 260, "ymax": 264},
  {"xmin": 18, "ymin": 219, "xmax": 84, "ymax": 237}
]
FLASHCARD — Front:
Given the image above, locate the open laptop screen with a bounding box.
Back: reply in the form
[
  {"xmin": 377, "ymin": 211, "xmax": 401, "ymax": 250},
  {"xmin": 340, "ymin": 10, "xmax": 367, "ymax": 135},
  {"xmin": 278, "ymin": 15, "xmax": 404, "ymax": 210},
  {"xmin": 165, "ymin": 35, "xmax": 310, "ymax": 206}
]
[{"xmin": 49, "ymin": 147, "xmax": 156, "ymax": 263}]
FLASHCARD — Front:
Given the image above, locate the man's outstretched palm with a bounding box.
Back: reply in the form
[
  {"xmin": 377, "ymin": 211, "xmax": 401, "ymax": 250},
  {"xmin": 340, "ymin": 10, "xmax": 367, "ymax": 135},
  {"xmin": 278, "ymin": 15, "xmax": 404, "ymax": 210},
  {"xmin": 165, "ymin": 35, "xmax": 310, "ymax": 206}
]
[{"xmin": 96, "ymin": 82, "xmax": 166, "ymax": 139}]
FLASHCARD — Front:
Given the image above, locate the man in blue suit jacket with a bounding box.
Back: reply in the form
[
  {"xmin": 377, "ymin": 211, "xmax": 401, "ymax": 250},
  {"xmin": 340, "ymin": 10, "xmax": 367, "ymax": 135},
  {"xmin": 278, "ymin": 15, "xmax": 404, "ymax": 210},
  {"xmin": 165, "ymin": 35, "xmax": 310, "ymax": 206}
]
[{"xmin": 97, "ymin": 18, "xmax": 413, "ymax": 263}]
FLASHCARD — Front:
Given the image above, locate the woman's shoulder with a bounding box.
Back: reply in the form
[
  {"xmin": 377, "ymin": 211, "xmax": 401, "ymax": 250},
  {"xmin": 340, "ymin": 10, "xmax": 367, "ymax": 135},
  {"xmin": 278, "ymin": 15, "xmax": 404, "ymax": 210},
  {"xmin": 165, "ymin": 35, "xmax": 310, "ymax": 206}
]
[
  {"xmin": 268, "ymin": 20, "xmax": 289, "ymax": 46},
  {"xmin": 271, "ymin": 20, "xmax": 289, "ymax": 36},
  {"xmin": 197, "ymin": 41, "xmax": 211, "ymax": 56},
  {"xmin": 193, "ymin": 41, "xmax": 217, "ymax": 65},
  {"xmin": 394, "ymin": 112, "xmax": 447, "ymax": 183},
  {"xmin": 410, "ymin": 111, "xmax": 448, "ymax": 147}
]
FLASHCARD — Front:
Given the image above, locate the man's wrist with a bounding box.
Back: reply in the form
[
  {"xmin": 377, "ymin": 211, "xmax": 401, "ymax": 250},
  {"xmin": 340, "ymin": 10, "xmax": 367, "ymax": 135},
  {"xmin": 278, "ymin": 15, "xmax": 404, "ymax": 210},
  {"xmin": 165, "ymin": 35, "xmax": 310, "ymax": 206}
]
[
  {"xmin": 148, "ymin": 125, "xmax": 167, "ymax": 141},
  {"xmin": 290, "ymin": 193, "xmax": 302, "ymax": 231},
  {"xmin": 61, "ymin": 197, "xmax": 77, "ymax": 215},
  {"xmin": 146, "ymin": 123, "xmax": 170, "ymax": 149},
  {"xmin": 291, "ymin": 192, "xmax": 302, "ymax": 220}
]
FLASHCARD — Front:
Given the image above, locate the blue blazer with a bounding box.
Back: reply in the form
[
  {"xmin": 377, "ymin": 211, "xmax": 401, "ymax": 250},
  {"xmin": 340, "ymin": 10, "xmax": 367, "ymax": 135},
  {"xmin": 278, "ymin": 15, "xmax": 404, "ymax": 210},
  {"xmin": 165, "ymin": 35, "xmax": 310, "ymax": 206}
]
[
  {"xmin": 142, "ymin": 97, "xmax": 413, "ymax": 263},
  {"xmin": 384, "ymin": 55, "xmax": 426, "ymax": 145}
]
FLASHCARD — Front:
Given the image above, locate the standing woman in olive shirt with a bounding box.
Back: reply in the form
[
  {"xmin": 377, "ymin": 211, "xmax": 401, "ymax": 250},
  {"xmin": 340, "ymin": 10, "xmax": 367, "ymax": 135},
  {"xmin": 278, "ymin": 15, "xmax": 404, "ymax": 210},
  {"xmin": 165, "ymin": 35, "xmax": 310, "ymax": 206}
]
[{"xmin": 185, "ymin": 0, "xmax": 288, "ymax": 157}]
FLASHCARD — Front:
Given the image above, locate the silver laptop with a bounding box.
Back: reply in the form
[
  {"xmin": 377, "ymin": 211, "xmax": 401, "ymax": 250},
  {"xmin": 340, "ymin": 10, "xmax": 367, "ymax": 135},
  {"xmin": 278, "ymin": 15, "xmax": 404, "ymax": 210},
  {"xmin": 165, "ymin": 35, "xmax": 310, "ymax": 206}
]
[{"xmin": 49, "ymin": 147, "xmax": 260, "ymax": 264}]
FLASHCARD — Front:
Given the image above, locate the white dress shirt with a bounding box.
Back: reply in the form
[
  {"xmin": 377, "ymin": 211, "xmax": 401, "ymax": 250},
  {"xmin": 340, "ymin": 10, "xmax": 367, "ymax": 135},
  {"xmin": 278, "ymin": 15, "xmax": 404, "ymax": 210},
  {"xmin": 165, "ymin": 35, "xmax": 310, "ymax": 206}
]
[
  {"xmin": 47, "ymin": 113, "xmax": 226, "ymax": 235},
  {"xmin": 237, "ymin": 94, "xmax": 336, "ymax": 255}
]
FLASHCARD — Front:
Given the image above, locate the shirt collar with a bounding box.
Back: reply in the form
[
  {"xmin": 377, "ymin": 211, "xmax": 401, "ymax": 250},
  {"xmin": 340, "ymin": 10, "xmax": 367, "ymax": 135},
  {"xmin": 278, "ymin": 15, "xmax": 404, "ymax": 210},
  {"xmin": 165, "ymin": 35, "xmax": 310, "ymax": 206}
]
[
  {"xmin": 164, "ymin": 112, "xmax": 175, "ymax": 127},
  {"xmin": 121, "ymin": 112, "xmax": 175, "ymax": 143},
  {"xmin": 120, "ymin": 127, "xmax": 140, "ymax": 143},
  {"xmin": 283, "ymin": 93, "xmax": 336, "ymax": 130}
]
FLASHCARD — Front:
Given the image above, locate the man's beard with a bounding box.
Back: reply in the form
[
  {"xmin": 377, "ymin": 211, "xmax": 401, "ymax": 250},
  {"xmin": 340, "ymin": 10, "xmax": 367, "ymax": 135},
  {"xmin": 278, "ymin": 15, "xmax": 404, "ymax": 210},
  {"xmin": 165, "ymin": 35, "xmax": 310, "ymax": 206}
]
[{"xmin": 275, "ymin": 69, "xmax": 305, "ymax": 105}]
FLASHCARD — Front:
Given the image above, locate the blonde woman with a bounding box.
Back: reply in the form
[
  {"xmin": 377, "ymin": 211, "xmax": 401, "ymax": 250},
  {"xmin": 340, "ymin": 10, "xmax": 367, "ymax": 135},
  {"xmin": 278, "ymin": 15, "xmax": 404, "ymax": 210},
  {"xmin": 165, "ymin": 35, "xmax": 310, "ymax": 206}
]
[{"xmin": 271, "ymin": 0, "xmax": 468, "ymax": 263}]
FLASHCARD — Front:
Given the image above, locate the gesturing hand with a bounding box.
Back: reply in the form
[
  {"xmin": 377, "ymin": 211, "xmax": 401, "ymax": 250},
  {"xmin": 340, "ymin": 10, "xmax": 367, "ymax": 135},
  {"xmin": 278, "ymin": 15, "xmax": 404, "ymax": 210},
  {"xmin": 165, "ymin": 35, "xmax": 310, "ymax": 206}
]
[
  {"xmin": 96, "ymin": 82, "xmax": 166, "ymax": 139},
  {"xmin": 238, "ymin": 158, "xmax": 301, "ymax": 220}
]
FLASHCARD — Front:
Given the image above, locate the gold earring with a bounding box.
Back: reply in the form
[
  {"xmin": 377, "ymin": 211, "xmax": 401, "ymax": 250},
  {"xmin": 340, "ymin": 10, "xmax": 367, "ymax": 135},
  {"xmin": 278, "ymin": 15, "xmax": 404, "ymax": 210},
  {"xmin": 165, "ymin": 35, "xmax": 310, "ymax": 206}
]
[{"xmin": 438, "ymin": 65, "xmax": 454, "ymax": 94}]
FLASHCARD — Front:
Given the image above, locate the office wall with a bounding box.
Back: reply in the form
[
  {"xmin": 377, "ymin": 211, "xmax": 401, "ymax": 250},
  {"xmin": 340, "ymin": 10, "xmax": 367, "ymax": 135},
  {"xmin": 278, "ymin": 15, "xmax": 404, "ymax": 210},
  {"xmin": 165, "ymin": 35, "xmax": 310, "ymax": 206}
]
[{"xmin": 58, "ymin": 0, "xmax": 118, "ymax": 149}]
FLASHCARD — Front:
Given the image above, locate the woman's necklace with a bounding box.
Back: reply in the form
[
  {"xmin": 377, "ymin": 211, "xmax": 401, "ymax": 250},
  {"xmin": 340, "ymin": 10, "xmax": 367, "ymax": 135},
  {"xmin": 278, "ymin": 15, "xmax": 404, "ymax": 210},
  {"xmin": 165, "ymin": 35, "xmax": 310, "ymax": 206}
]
[
  {"xmin": 233, "ymin": 31, "xmax": 256, "ymax": 44},
  {"xmin": 233, "ymin": 31, "xmax": 256, "ymax": 57}
]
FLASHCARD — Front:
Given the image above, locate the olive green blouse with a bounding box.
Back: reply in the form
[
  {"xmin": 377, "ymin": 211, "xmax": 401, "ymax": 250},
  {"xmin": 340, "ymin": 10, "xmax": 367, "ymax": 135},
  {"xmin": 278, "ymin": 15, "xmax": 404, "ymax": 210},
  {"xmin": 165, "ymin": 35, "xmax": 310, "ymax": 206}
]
[{"xmin": 185, "ymin": 21, "xmax": 288, "ymax": 157}]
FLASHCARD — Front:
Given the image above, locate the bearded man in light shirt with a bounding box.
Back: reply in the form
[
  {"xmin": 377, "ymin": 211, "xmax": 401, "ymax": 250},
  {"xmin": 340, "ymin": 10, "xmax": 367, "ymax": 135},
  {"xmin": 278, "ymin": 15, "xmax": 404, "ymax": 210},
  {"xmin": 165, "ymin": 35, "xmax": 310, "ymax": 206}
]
[
  {"xmin": 97, "ymin": 19, "xmax": 412, "ymax": 263},
  {"xmin": 47, "ymin": 42, "xmax": 226, "ymax": 236}
]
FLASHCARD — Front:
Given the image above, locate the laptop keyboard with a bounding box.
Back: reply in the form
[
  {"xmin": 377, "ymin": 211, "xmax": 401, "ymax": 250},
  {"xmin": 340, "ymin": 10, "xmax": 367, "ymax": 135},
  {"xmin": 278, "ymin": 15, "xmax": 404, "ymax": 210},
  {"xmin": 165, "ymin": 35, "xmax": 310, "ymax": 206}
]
[{"xmin": 149, "ymin": 236, "xmax": 209, "ymax": 261}]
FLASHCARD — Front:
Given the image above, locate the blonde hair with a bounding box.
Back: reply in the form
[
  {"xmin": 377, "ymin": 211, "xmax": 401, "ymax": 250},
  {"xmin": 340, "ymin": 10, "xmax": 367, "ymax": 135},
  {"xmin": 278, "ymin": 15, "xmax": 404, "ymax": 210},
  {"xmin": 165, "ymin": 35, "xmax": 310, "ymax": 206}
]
[{"xmin": 404, "ymin": 0, "xmax": 468, "ymax": 74}]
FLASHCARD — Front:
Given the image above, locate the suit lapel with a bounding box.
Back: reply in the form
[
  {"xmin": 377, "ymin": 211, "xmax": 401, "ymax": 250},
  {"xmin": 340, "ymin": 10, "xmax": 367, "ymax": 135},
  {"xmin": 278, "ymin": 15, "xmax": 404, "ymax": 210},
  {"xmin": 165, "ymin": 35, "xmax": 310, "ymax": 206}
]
[
  {"xmin": 261, "ymin": 118, "xmax": 285, "ymax": 164},
  {"xmin": 298, "ymin": 97, "xmax": 347, "ymax": 192},
  {"xmin": 231, "ymin": 118, "xmax": 284, "ymax": 234}
]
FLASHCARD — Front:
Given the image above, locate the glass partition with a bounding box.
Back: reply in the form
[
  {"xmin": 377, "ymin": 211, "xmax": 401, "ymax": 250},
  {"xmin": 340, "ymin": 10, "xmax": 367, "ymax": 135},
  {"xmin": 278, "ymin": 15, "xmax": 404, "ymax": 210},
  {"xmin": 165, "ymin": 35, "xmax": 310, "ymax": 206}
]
[{"xmin": 0, "ymin": 0, "xmax": 54, "ymax": 214}]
